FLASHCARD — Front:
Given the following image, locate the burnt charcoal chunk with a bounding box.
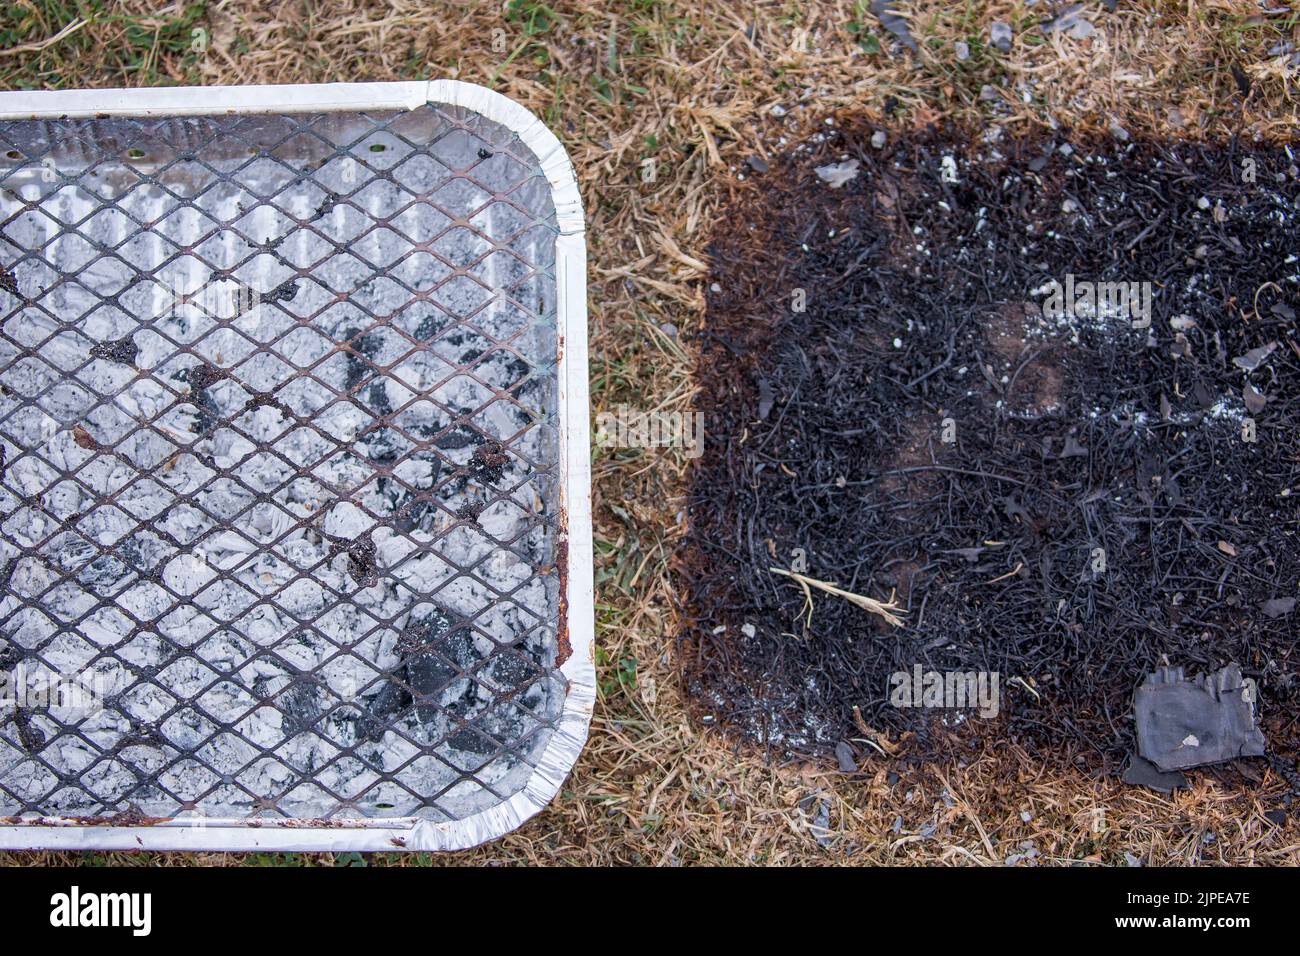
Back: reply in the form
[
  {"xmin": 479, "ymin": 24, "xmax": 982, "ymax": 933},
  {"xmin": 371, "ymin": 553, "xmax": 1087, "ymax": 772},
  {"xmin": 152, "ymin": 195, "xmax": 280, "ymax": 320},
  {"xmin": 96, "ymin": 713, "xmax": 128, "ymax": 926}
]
[
  {"xmin": 429, "ymin": 418, "xmax": 480, "ymax": 451},
  {"xmin": 484, "ymin": 650, "xmax": 538, "ymax": 693},
  {"xmin": 357, "ymin": 605, "xmax": 480, "ymax": 741},
  {"xmin": 342, "ymin": 328, "xmax": 382, "ymax": 392},
  {"xmin": 413, "ymin": 313, "xmax": 447, "ymax": 341},
  {"xmin": 447, "ymin": 726, "xmax": 496, "ymax": 754},
  {"xmin": 14, "ymin": 710, "xmax": 45, "ymax": 753},
  {"xmin": 1133, "ymin": 664, "xmax": 1267, "ymax": 771},
  {"xmin": 365, "ymin": 381, "xmax": 392, "ymax": 416},
  {"xmin": 835, "ymin": 741, "xmax": 858, "ymax": 773},
  {"xmin": 278, "ymin": 675, "xmax": 323, "ymax": 735},
  {"xmin": 0, "ymin": 642, "xmax": 21, "ymax": 670},
  {"xmin": 0, "ymin": 265, "xmax": 19, "ymax": 297},
  {"xmin": 357, "ymin": 674, "xmax": 411, "ymax": 743},
  {"xmin": 261, "ymin": 280, "xmax": 298, "ymax": 304},
  {"xmin": 399, "ymin": 604, "xmax": 475, "ymax": 725}
]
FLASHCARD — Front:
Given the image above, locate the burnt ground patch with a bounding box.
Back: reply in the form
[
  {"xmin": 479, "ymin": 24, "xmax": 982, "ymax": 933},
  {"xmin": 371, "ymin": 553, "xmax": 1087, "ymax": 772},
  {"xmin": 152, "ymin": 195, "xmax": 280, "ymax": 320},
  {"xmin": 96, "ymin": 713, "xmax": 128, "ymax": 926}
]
[{"xmin": 680, "ymin": 121, "xmax": 1300, "ymax": 778}]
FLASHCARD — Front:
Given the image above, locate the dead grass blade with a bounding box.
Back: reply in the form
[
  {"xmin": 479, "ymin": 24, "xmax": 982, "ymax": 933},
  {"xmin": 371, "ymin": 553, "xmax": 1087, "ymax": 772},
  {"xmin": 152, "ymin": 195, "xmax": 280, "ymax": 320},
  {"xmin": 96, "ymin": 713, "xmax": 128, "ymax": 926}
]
[{"xmin": 769, "ymin": 566, "xmax": 907, "ymax": 628}]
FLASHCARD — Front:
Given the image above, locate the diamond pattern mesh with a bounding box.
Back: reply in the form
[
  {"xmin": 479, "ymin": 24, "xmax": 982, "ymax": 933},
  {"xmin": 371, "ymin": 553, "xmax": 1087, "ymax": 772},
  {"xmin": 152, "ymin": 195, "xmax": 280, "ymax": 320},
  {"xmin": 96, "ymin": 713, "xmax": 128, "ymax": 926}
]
[{"xmin": 0, "ymin": 104, "xmax": 565, "ymax": 824}]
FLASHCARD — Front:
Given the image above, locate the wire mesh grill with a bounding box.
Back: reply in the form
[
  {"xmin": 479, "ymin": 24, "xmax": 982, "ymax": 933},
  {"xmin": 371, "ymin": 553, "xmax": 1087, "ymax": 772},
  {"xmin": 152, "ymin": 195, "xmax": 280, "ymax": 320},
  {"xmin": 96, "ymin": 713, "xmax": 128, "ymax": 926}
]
[{"xmin": 0, "ymin": 102, "xmax": 568, "ymax": 826}]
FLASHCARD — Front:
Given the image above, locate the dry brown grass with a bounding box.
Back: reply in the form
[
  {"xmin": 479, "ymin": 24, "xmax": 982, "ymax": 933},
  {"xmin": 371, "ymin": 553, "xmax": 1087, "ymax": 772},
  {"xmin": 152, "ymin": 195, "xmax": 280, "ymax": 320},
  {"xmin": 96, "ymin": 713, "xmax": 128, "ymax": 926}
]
[{"xmin": 2, "ymin": 0, "xmax": 1299, "ymax": 865}]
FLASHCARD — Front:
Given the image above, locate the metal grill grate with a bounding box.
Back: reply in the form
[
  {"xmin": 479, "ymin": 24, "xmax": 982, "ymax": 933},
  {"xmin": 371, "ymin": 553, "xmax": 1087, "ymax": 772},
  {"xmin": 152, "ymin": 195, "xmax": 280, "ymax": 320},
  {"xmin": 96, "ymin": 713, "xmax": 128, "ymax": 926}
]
[{"xmin": 0, "ymin": 84, "xmax": 591, "ymax": 849}]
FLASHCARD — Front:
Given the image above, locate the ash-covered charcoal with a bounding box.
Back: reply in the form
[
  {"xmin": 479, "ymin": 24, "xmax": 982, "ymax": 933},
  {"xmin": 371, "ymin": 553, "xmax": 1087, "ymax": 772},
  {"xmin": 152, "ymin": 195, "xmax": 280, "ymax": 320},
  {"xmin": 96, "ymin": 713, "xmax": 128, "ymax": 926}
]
[
  {"xmin": 356, "ymin": 604, "xmax": 480, "ymax": 744},
  {"xmin": 57, "ymin": 537, "xmax": 133, "ymax": 593},
  {"xmin": 89, "ymin": 335, "xmax": 139, "ymax": 366},
  {"xmin": 0, "ymin": 103, "xmax": 566, "ymax": 823},
  {"xmin": 1134, "ymin": 664, "xmax": 1267, "ymax": 771}
]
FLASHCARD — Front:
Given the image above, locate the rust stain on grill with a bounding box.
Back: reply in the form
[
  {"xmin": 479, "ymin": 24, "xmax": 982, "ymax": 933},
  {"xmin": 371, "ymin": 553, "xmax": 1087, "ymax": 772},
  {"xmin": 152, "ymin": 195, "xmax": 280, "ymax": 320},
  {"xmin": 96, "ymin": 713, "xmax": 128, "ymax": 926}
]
[
  {"xmin": 555, "ymin": 534, "xmax": 571, "ymax": 666},
  {"xmin": 1, "ymin": 810, "xmax": 169, "ymax": 827},
  {"xmin": 71, "ymin": 424, "xmax": 100, "ymax": 450}
]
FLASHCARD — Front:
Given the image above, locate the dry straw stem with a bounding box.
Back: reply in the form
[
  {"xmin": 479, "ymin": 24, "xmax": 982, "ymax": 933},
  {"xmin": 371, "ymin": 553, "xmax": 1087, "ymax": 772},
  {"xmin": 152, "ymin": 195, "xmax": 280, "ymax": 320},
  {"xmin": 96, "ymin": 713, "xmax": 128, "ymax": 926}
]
[
  {"xmin": 2, "ymin": 0, "xmax": 1299, "ymax": 866},
  {"xmin": 769, "ymin": 566, "xmax": 907, "ymax": 628}
]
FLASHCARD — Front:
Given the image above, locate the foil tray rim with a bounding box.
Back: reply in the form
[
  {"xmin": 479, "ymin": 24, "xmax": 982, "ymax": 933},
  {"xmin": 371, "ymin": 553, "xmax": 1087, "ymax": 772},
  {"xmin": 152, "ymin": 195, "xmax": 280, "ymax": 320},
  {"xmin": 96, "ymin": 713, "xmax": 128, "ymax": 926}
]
[{"xmin": 0, "ymin": 80, "xmax": 595, "ymax": 853}]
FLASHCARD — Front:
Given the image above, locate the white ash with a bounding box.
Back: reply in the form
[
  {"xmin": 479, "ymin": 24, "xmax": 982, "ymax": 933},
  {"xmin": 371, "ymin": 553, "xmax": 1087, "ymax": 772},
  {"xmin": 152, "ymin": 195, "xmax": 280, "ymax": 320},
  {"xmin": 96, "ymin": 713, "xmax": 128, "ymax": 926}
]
[{"xmin": 0, "ymin": 110, "xmax": 564, "ymax": 822}]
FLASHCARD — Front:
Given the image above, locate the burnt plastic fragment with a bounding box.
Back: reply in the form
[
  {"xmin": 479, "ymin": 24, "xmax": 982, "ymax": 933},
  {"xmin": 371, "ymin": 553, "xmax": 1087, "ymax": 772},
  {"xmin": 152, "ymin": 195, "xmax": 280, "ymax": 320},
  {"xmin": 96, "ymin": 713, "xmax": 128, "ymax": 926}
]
[
  {"xmin": 1133, "ymin": 663, "xmax": 1267, "ymax": 772},
  {"xmin": 835, "ymin": 741, "xmax": 858, "ymax": 773},
  {"xmin": 1122, "ymin": 754, "xmax": 1187, "ymax": 793}
]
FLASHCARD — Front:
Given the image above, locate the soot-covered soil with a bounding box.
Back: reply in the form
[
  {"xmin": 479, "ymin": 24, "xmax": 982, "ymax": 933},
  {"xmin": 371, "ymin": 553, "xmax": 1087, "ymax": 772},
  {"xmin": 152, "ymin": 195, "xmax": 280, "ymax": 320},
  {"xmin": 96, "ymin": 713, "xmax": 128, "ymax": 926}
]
[{"xmin": 681, "ymin": 121, "xmax": 1300, "ymax": 776}]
